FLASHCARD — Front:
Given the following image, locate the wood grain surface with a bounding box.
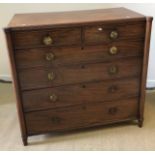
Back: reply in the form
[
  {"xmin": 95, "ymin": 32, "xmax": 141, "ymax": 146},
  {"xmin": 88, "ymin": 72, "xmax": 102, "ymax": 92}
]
[
  {"xmin": 15, "ymin": 40, "xmax": 144, "ymax": 69},
  {"xmin": 22, "ymin": 78, "xmax": 140, "ymax": 112},
  {"xmin": 4, "ymin": 8, "xmax": 152, "ymax": 145},
  {"xmin": 18, "ymin": 57, "xmax": 142, "ymax": 90},
  {"xmin": 25, "ymin": 97, "xmax": 138, "ymax": 135},
  {"xmin": 7, "ymin": 8, "xmax": 145, "ymax": 30}
]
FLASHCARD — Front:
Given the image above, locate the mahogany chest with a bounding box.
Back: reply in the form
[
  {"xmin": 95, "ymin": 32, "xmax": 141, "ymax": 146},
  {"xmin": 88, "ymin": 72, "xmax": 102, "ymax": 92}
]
[{"xmin": 4, "ymin": 7, "xmax": 153, "ymax": 145}]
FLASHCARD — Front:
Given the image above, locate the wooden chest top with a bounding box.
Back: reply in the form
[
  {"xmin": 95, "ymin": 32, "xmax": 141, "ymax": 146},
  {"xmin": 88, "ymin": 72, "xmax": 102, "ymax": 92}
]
[{"xmin": 6, "ymin": 7, "xmax": 145, "ymax": 30}]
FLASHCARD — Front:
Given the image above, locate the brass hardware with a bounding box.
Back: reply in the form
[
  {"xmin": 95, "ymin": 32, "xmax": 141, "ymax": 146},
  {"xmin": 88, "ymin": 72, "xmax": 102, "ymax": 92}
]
[
  {"xmin": 49, "ymin": 94, "xmax": 58, "ymax": 102},
  {"xmin": 109, "ymin": 46, "xmax": 118, "ymax": 55},
  {"xmin": 108, "ymin": 66, "xmax": 118, "ymax": 75},
  {"xmin": 46, "ymin": 53, "xmax": 55, "ymax": 61},
  {"xmin": 110, "ymin": 31, "xmax": 118, "ymax": 39},
  {"xmin": 43, "ymin": 36, "xmax": 53, "ymax": 45},
  {"xmin": 108, "ymin": 107, "xmax": 118, "ymax": 115},
  {"xmin": 51, "ymin": 117, "xmax": 61, "ymax": 124},
  {"xmin": 48, "ymin": 72, "xmax": 55, "ymax": 81}
]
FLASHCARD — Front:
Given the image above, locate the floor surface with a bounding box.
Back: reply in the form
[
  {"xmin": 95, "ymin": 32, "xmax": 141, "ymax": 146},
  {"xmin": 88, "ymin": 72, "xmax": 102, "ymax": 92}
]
[{"xmin": 0, "ymin": 83, "xmax": 155, "ymax": 150}]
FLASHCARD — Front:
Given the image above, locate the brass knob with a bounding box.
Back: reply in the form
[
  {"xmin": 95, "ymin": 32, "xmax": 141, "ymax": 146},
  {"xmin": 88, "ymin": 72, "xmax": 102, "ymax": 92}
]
[
  {"xmin": 110, "ymin": 31, "xmax": 118, "ymax": 39},
  {"xmin": 46, "ymin": 53, "xmax": 55, "ymax": 61},
  {"xmin": 43, "ymin": 36, "xmax": 53, "ymax": 45},
  {"xmin": 109, "ymin": 46, "xmax": 118, "ymax": 55},
  {"xmin": 48, "ymin": 72, "xmax": 55, "ymax": 81},
  {"xmin": 49, "ymin": 94, "xmax": 57, "ymax": 102},
  {"xmin": 108, "ymin": 66, "xmax": 118, "ymax": 75}
]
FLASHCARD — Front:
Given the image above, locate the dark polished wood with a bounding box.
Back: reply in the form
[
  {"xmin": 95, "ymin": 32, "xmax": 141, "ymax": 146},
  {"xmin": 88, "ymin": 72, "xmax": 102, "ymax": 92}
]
[
  {"xmin": 4, "ymin": 30, "xmax": 28, "ymax": 145},
  {"xmin": 25, "ymin": 97, "xmax": 138, "ymax": 135},
  {"xmin": 22, "ymin": 78, "xmax": 140, "ymax": 112},
  {"xmin": 138, "ymin": 17, "xmax": 153, "ymax": 127},
  {"xmin": 12, "ymin": 28, "xmax": 81, "ymax": 49},
  {"xmin": 4, "ymin": 8, "xmax": 152, "ymax": 145},
  {"xmin": 84, "ymin": 22, "xmax": 145, "ymax": 45},
  {"xmin": 15, "ymin": 41, "xmax": 144, "ymax": 69},
  {"xmin": 7, "ymin": 7, "xmax": 145, "ymax": 30},
  {"xmin": 18, "ymin": 57, "xmax": 142, "ymax": 90}
]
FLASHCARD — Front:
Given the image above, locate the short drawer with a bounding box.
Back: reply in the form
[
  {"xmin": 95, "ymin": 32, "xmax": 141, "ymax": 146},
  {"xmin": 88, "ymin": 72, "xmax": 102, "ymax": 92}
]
[
  {"xmin": 25, "ymin": 97, "xmax": 138, "ymax": 135},
  {"xmin": 18, "ymin": 57, "xmax": 142, "ymax": 90},
  {"xmin": 84, "ymin": 22, "xmax": 145, "ymax": 45},
  {"xmin": 15, "ymin": 40, "xmax": 144, "ymax": 69},
  {"xmin": 12, "ymin": 28, "xmax": 81, "ymax": 49},
  {"xmin": 22, "ymin": 78, "xmax": 140, "ymax": 112}
]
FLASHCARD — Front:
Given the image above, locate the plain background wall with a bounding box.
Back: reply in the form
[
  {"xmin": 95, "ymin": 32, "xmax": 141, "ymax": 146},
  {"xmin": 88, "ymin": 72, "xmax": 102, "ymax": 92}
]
[{"xmin": 0, "ymin": 3, "xmax": 154, "ymax": 87}]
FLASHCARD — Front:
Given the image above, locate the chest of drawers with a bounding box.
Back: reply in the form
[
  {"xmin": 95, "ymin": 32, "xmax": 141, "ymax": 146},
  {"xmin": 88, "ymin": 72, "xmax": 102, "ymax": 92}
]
[{"xmin": 4, "ymin": 7, "xmax": 153, "ymax": 145}]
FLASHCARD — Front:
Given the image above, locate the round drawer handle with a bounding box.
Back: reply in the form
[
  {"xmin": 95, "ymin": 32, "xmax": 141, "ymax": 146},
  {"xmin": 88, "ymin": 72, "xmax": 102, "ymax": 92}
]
[
  {"xmin": 108, "ymin": 107, "xmax": 118, "ymax": 115},
  {"xmin": 108, "ymin": 66, "xmax": 118, "ymax": 75},
  {"xmin": 43, "ymin": 36, "xmax": 53, "ymax": 45},
  {"xmin": 49, "ymin": 94, "xmax": 58, "ymax": 102},
  {"xmin": 110, "ymin": 31, "xmax": 118, "ymax": 39},
  {"xmin": 48, "ymin": 72, "xmax": 55, "ymax": 81},
  {"xmin": 46, "ymin": 52, "xmax": 55, "ymax": 61},
  {"xmin": 109, "ymin": 46, "xmax": 118, "ymax": 55}
]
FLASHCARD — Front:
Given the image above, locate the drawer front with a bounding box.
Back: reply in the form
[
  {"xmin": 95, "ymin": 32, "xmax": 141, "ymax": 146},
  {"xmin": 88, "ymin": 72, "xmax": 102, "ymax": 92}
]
[
  {"xmin": 15, "ymin": 41, "xmax": 144, "ymax": 69},
  {"xmin": 22, "ymin": 78, "xmax": 140, "ymax": 112},
  {"xmin": 12, "ymin": 28, "xmax": 81, "ymax": 49},
  {"xmin": 18, "ymin": 57, "xmax": 142, "ymax": 90},
  {"xmin": 84, "ymin": 22, "xmax": 145, "ymax": 45},
  {"xmin": 25, "ymin": 97, "xmax": 138, "ymax": 134}
]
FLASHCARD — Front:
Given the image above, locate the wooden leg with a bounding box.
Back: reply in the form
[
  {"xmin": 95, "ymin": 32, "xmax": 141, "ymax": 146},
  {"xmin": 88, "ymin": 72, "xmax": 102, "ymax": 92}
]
[
  {"xmin": 138, "ymin": 118, "xmax": 143, "ymax": 128},
  {"xmin": 22, "ymin": 136, "xmax": 28, "ymax": 146}
]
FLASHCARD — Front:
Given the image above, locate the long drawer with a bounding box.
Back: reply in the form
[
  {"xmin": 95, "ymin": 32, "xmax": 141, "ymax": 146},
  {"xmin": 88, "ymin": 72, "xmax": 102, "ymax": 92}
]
[
  {"xmin": 15, "ymin": 40, "xmax": 144, "ymax": 69},
  {"xmin": 84, "ymin": 21, "xmax": 145, "ymax": 45},
  {"xmin": 22, "ymin": 78, "xmax": 140, "ymax": 112},
  {"xmin": 18, "ymin": 57, "xmax": 142, "ymax": 90},
  {"xmin": 12, "ymin": 27, "xmax": 81, "ymax": 49},
  {"xmin": 25, "ymin": 97, "xmax": 138, "ymax": 135}
]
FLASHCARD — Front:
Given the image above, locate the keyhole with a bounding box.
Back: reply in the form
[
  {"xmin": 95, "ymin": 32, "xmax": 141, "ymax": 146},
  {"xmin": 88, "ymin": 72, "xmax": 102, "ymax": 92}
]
[
  {"xmin": 82, "ymin": 85, "xmax": 86, "ymax": 88},
  {"xmin": 81, "ymin": 65, "xmax": 85, "ymax": 69},
  {"xmin": 82, "ymin": 105, "xmax": 87, "ymax": 110}
]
